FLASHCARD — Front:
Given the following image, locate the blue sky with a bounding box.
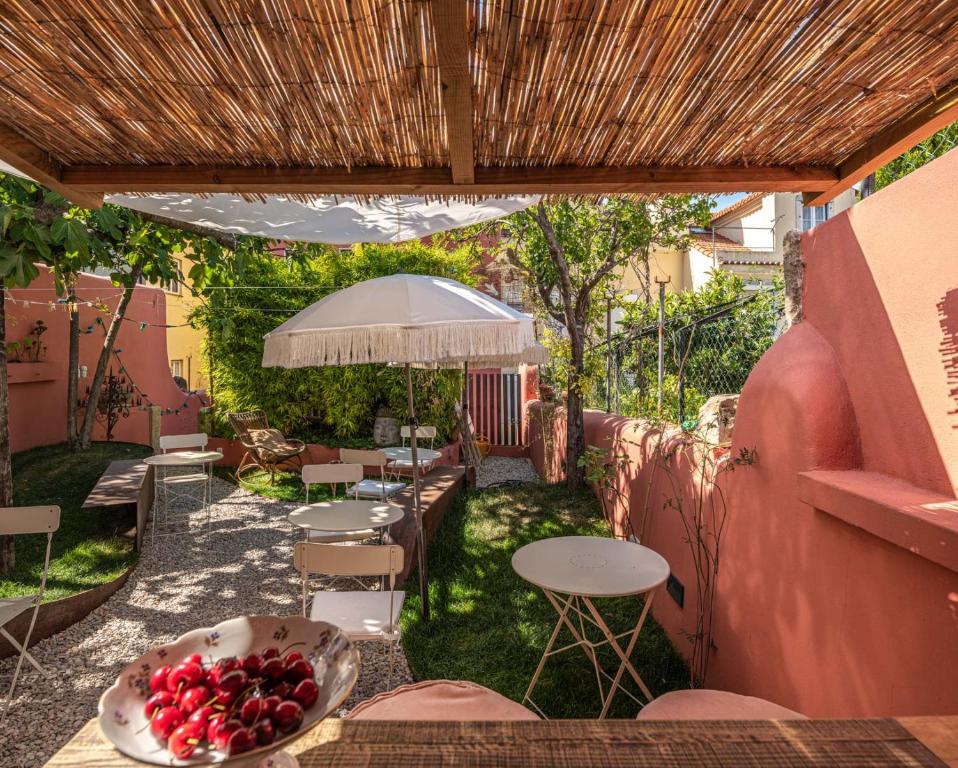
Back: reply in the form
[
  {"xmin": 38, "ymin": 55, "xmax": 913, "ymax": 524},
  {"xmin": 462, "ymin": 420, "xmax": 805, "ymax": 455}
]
[{"xmin": 711, "ymin": 192, "xmax": 746, "ymax": 211}]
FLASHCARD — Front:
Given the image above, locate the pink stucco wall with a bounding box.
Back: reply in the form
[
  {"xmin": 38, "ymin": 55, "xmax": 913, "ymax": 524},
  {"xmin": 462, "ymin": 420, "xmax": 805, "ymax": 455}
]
[
  {"xmin": 529, "ymin": 150, "xmax": 958, "ymax": 717},
  {"xmin": 5, "ymin": 268, "xmax": 200, "ymax": 452}
]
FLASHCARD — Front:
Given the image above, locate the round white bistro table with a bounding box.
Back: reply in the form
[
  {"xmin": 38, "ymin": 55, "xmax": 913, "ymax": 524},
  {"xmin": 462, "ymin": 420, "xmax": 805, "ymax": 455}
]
[
  {"xmin": 512, "ymin": 535, "xmax": 670, "ymax": 718},
  {"xmin": 143, "ymin": 450, "xmax": 223, "ymax": 544},
  {"xmin": 382, "ymin": 446, "xmax": 442, "ymax": 477},
  {"xmin": 288, "ymin": 499, "xmax": 404, "ymax": 536}
]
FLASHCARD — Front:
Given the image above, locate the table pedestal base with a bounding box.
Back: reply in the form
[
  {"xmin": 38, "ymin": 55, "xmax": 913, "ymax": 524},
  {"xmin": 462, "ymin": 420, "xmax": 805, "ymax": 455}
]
[{"xmin": 523, "ymin": 588, "xmax": 658, "ymax": 719}]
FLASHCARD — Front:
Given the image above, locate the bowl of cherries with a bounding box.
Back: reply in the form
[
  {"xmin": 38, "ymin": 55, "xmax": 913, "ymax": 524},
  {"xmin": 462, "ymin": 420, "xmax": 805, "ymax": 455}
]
[{"xmin": 99, "ymin": 615, "xmax": 359, "ymax": 766}]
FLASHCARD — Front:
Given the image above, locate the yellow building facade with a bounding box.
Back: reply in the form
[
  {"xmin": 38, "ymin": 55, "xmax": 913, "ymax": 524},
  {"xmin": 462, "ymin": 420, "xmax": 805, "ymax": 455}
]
[{"xmin": 163, "ymin": 252, "xmax": 208, "ymax": 392}]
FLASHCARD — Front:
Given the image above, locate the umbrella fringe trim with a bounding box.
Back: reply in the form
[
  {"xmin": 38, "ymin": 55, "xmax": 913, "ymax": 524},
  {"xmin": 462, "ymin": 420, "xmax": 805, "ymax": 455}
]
[{"xmin": 262, "ymin": 322, "xmax": 538, "ymax": 368}]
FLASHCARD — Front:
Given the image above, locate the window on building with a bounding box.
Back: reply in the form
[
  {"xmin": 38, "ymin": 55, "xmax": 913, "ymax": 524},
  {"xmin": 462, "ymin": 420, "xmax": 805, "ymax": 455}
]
[
  {"xmin": 161, "ymin": 259, "xmax": 182, "ymax": 294},
  {"xmin": 797, "ymin": 199, "xmax": 833, "ymax": 232},
  {"xmin": 170, "ymin": 359, "xmax": 183, "ymax": 378},
  {"xmin": 501, "ymin": 278, "xmax": 526, "ymax": 310}
]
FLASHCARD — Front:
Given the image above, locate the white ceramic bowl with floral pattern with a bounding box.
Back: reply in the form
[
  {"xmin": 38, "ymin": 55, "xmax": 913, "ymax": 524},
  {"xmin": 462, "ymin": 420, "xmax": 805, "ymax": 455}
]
[{"xmin": 98, "ymin": 615, "xmax": 359, "ymax": 766}]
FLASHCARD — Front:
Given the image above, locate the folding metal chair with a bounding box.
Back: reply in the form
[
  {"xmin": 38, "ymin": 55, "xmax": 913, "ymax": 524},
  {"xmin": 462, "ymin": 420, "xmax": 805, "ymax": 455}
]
[
  {"xmin": 0, "ymin": 505, "xmax": 60, "ymax": 712},
  {"xmin": 293, "ymin": 541, "xmax": 404, "ymax": 688},
  {"xmin": 301, "ymin": 463, "xmax": 375, "ymax": 543},
  {"xmin": 339, "ymin": 448, "xmax": 406, "ymax": 501}
]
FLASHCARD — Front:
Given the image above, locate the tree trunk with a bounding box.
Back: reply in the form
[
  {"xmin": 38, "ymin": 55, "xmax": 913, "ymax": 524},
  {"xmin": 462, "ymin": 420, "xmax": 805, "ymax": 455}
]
[
  {"xmin": 565, "ymin": 326, "xmax": 586, "ymax": 489},
  {"xmin": 0, "ymin": 291, "xmax": 14, "ymax": 572},
  {"xmin": 66, "ymin": 281, "xmax": 81, "ymax": 450},
  {"xmin": 78, "ymin": 261, "xmax": 144, "ymax": 450}
]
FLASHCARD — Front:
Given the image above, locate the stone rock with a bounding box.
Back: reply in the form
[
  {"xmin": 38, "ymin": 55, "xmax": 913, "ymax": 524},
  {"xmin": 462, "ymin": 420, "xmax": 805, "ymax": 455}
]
[{"xmin": 697, "ymin": 394, "xmax": 739, "ymax": 445}]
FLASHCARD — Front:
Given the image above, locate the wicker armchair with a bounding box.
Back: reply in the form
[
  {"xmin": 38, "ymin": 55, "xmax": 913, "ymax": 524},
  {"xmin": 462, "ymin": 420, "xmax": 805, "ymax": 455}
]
[{"xmin": 227, "ymin": 410, "xmax": 306, "ymax": 483}]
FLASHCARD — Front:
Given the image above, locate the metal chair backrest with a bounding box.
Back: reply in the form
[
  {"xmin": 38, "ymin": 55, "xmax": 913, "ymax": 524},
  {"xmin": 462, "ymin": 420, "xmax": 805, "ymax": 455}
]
[
  {"xmin": 302, "ymin": 463, "xmax": 363, "ymax": 503},
  {"xmin": 401, "ymin": 425, "xmax": 437, "ymax": 449},
  {"xmin": 159, "ymin": 433, "xmax": 208, "ymax": 453},
  {"xmin": 293, "ymin": 541, "xmax": 404, "ymax": 626},
  {"xmin": 0, "ymin": 506, "xmax": 60, "ymax": 596},
  {"xmin": 339, "ymin": 449, "xmax": 391, "ymax": 499}
]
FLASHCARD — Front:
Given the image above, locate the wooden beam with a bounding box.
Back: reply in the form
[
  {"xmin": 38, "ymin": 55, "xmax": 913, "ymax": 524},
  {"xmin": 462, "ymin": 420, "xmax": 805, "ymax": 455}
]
[
  {"xmin": 0, "ymin": 124, "xmax": 103, "ymax": 209},
  {"xmin": 432, "ymin": 0, "xmax": 474, "ymax": 185},
  {"xmin": 804, "ymin": 78, "xmax": 958, "ymax": 207},
  {"xmin": 64, "ymin": 164, "xmax": 836, "ymax": 196}
]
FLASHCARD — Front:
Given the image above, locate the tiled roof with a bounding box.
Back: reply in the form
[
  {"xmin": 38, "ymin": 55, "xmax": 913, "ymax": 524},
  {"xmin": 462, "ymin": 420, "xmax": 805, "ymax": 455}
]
[
  {"xmin": 689, "ymin": 232, "xmax": 780, "ymax": 266},
  {"xmin": 710, "ymin": 192, "xmax": 765, "ymax": 224}
]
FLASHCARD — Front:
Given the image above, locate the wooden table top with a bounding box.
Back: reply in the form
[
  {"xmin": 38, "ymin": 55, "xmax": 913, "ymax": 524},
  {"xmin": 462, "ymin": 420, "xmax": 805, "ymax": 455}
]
[{"xmin": 44, "ymin": 715, "xmax": 958, "ymax": 767}]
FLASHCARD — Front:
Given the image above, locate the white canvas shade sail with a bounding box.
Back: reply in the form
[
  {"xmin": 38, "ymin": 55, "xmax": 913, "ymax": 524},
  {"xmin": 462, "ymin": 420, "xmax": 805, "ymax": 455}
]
[
  {"xmin": 105, "ymin": 192, "xmax": 536, "ymax": 244},
  {"xmin": 262, "ymin": 274, "xmax": 538, "ymax": 368}
]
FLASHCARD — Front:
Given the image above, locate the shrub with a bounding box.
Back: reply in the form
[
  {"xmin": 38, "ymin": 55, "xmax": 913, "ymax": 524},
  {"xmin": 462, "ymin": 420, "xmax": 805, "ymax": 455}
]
[{"xmin": 195, "ymin": 243, "xmax": 476, "ymax": 443}]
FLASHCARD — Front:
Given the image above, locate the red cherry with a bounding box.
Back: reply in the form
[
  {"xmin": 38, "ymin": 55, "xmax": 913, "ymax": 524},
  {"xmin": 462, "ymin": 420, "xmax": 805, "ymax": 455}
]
[
  {"xmin": 284, "ymin": 659, "xmax": 313, "ymax": 684},
  {"xmin": 242, "ymin": 653, "xmax": 263, "ymax": 677},
  {"xmin": 149, "ymin": 665, "xmax": 172, "ymax": 694},
  {"xmin": 186, "ymin": 653, "xmax": 204, "ymax": 666},
  {"xmin": 144, "ymin": 690, "xmax": 176, "ymax": 718},
  {"xmin": 255, "ymin": 718, "xmax": 276, "ymax": 746},
  {"xmin": 166, "ymin": 661, "xmax": 203, "ymax": 694},
  {"xmin": 179, "ymin": 685, "xmax": 211, "ymax": 715},
  {"xmin": 291, "ymin": 678, "xmax": 320, "ymax": 710},
  {"xmin": 213, "ymin": 687, "xmax": 239, "ymax": 708},
  {"xmin": 150, "ymin": 706, "xmax": 184, "ymax": 740},
  {"xmin": 168, "ymin": 722, "xmax": 203, "ymax": 759},
  {"xmin": 206, "ymin": 712, "xmax": 227, "ymax": 744},
  {"xmin": 284, "ymin": 651, "xmax": 305, "ymax": 665},
  {"xmin": 217, "ymin": 668, "xmax": 249, "ymax": 695},
  {"xmin": 261, "ymin": 646, "xmax": 280, "ymax": 660},
  {"xmin": 273, "ymin": 700, "xmax": 304, "ymax": 734},
  {"xmin": 263, "ymin": 695, "xmax": 282, "ymax": 717},
  {"xmin": 270, "ymin": 681, "xmax": 293, "ymax": 700},
  {"xmin": 260, "ymin": 657, "xmax": 285, "ymax": 682},
  {"xmin": 212, "ymin": 718, "xmax": 244, "ymax": 751},
  {"xmin": 226, "ymin": 726, "xmax": 256, "ymax": 756},
  {"xmin": 187, "ymin": 705, "xmax": 216, "ymax": 728},
  {"xmin": 240, "ymin": 696, "xmax": 267, "ymax": 726},
  {"xmin": 207, "ymin": 657, "xmax": 240, "ymax": 688}
]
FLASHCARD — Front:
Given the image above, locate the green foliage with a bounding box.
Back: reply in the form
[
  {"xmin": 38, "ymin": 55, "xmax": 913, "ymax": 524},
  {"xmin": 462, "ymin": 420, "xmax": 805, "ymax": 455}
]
[
  {"xmin": 503, "ymin": 197, "xmax": 713, "ymax": 399},
  {"xmin": 877, "ymin": 120, "xmax": 958, "ymax": 190},
  {"xmin": 619, "ymin": 270, "xmax": 782, "ymax": 424},
  {"xmin": 196, "ymin": 243, "xmax": 476, "ymax": 443}
]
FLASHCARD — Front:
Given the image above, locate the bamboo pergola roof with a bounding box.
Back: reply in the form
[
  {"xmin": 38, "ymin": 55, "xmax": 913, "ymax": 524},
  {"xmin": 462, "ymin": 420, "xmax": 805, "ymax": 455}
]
[{"xmin": 1, "ymin": 1, "xmax": 957, "ymax": 209}]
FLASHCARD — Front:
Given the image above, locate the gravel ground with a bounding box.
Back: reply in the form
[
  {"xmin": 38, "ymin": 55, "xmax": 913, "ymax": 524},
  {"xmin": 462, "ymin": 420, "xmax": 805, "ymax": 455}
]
[
  {"xmin": 0, "ymin": 477, "xmax": 412, "ymax": 768},
  {"xmin": 476, "ymin": 456, "xmax": 540, "ymax": 488}
]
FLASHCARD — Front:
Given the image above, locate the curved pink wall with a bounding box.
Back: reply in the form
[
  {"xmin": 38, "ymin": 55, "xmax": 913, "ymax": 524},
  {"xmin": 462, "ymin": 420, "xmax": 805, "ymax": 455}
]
[
  {"xmin": 6, "ymin": 268, "xmax": 200, "ymax": 452},
  {"xmin": 528, "ymin": 149, "xmax": 958, "ymax": 717}
]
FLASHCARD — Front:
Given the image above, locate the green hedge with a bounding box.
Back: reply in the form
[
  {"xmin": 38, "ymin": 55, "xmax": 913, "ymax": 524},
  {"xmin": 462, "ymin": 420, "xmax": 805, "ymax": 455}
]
[{"xmin": 196, "ymin": 243, "xmax": 475, "ymax": 443}]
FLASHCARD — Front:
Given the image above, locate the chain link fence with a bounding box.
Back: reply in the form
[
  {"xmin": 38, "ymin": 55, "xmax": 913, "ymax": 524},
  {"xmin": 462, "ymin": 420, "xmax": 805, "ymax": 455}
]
[{"xmin": 605, "ymin": 290, "xmax": 784, "ymax": 426}]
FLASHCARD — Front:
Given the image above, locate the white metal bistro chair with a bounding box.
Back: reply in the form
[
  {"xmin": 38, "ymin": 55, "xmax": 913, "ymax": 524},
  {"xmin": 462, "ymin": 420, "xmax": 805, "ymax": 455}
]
[
  {"xmin": 0, "ymin": 505, "xmax": 59, "ymax": 712},
  {"xmin": 153, "ymin": 433, "xmax": 212, "ymax": 543},
  {"xmin": 388, "ymin": 426, "xmax": 439, "ymax": 479},
  {"xmin": 301, "ymin": 463, "xmax": 375, "ymax": 544},
  {"xmin": 293, "ymin": 541, "xmax": 404, "ymax": 688},
  {"xmin": 339, "ymin": 448, "xmax": 406, "ymax": 501}
]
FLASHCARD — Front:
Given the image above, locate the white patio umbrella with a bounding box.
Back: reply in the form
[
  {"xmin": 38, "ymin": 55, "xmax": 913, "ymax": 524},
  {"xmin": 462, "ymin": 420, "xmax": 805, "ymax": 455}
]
[{"xmin": 262, "ymin": 274, "xmax": 538, "ymax": 617}]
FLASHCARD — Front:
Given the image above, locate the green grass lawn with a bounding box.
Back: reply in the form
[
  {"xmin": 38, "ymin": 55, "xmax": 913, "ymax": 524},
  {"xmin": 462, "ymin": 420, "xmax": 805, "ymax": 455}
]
[
  {"xmin": 400, "ymin": 484, "xmax": 689, "ymax": 718},
  {"xmin": 0, "ymin": 441, "xmax": 152, "ymax": 602},
  {"xmin": 213, "ymin": 467, "xmax": 335, "ymax": 504}
]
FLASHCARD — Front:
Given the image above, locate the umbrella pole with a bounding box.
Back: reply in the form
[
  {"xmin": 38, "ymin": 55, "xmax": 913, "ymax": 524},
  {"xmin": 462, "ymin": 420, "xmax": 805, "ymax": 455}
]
[
  {"xmin": 406, "ymin": 364, "xmax": 429, "ymax": 620},
  {"xmin": 462, "ymin": 361, "xmax": 470, "ymax": 487}
]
